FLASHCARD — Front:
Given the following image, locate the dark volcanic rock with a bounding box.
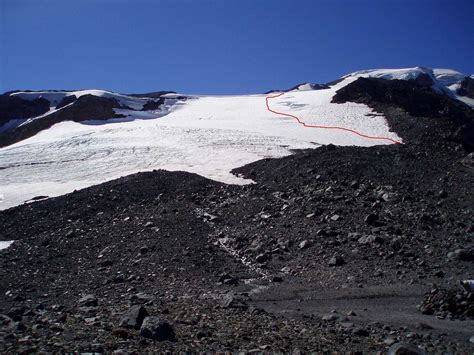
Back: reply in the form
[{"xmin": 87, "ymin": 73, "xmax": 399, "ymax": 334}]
[
  {"xmin": 77, "ymin": 294, "xmax": 98, "ymax": 308},
  {"xmin": 457, "ymin": 77, "xmax": 474, "ymax": 99},
  {"xmin": 387, "ymin": 342, "xmax": 425, "ymax": 355},
  {"xmin": 55, "ymin": 95, "xmax": 77, "ymax": 109},
  {"xmin": 352, "ymin": 327, "xmax": 369, "ymax": 336},
  {"xmin": 0, "ymin": 94, "xmax": 125, "ymax": 148},
  {"xmin": 332, "ymin": 77, "xmax": 466, "ymax": 118},
  {"xmin": 447, "ymin": 248, "xmax": 474, "ymax": 261},
  {"xmin": 220, "ymin": 293, "xmax": 248, "ymax": 309},
  {"xmin": 119, "ymin": 305, "xmax": 149, "ymax": 329},
  {"xmin": 364, "ymin": 213, "xmax": 378, "ymax": 226},
  {"xmin": 0, "ymin": 75, "xmax": 473, "ymax": 352},
  {"xmin": 142, "ymin": 97, "xmax": 165, "ymax": 111},
  {"xmin": 418, "ymin": 286, "xmax": 474, "ymax": 319},
  {"xmin": 328, "ymin": 255, "xmax": 345, "ymax": 266},
  {"xmin": 140, "ymin": 316, "xmax": 175, "ymax": 341},
  {"xmin": 332, "ymin": 76, "xmax": 474, "ymax": 151},
  {"xmin": 0, "ymin": 94, "xmax": 50, "ymax": 127},
  {"xmin": 218, "ymin": 272, "xmax": 238, "ymax": 285},
  {"xmin": 129, "ymin": 293, "xmax": 154, "ymax": 305}
]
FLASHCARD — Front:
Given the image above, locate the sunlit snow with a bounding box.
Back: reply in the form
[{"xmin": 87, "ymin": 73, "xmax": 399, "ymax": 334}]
[
  {"xmin": 2, "ymin": 66, "xmax": 470, "ymax": 211},
  {"xmin": 0, "ymin": 241, "xmax": 14, "ymax": 250},
  {"xmin": 0, "ymin": 76, "xmax": 401, "ymax": 210}
]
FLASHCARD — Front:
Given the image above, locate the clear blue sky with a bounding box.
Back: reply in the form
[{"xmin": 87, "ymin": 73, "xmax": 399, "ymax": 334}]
[{"xmin": 1, "ymin": 0, "xmax": 472, "ymax": 94}]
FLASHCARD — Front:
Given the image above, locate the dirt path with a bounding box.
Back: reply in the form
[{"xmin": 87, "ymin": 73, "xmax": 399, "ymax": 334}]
[{"xmin": 252, "ymin": 283, "xmax": 474, "ymax": 344}]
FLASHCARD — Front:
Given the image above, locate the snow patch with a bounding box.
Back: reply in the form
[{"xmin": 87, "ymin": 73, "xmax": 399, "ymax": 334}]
[
  {"xmin": 0, "ymin": 79, "xmax": 399, "ymax": 210},
  {"xmin": 0, "ymin": 241, "xmax": 14, "ymax": 250}
]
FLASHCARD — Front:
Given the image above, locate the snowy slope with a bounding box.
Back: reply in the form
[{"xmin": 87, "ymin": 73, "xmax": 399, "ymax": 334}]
[
  {"xmin": 0, "ymin": 76, "xmax": 400, "ymax": 210},
  {"xmin": 1, "ymin": 66, "xmax": 471, "ymax": 210}
]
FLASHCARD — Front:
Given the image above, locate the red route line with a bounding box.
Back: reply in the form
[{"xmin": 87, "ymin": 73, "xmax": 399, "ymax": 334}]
[{"xmin": 265, "ymin": 92, "xmax": 402, "ymax": 145}]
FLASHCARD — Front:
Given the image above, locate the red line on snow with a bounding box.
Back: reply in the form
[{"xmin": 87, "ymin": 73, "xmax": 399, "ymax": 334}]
[{"xmin": 265, "ymin": 92, "xmax": 402, "ymax": 144}]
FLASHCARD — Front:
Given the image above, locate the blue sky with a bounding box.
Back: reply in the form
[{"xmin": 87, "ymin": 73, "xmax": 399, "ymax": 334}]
[{"xmin": 1, "ymin": 0, "xmax": 472, "ymax": 94}]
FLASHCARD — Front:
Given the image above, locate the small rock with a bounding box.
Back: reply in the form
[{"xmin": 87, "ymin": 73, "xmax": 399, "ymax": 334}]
[
  {"xmin": 352, "ymin": 327, "xmax": 369, "ymax": 336},
  {"xmin": 328, "ymin": 255, "xmax": 345, "ymax": 266},
  {"xmin": 7, "ymin": 306, "xmax": 27, "ymax": 321},
  {"xmin": 8, "ymin": 321, "xmax": 27, "ymax": 332},
  {"xmin": 140, "ymin": 316, "xmax": 175, "ymax": 341},
  {"xmin": 113, "ymin": 275, "xmax": 125, "ymax": 283},
  {"xmin": 130, "ymin": 292, "xmax": 154, "ymax": 305},
  {"xmin": 387, "ymin": 342, "xmax": 425, "ymax": 355},
  {"xmin": 99, "ymin": 259, "xmax": 113, "ymax": 267},
  {"xmin": 416, "ymin": 322, "xmax": 433, "ymax": 330},
  {"xmin": 384, "ymin": 337, "xmax": 397, "ymax": 346},
  {"xmin": 447, "ymin": 249, "xmax": 473, "ymax": 261},
  {"xmin": 77, "ymin": 295, "xmax": 98, "ymax": 308},
  {"xmin": 271, "ymin": 275, "xmax": 283, "ymax": 283},
  {"xmin": 256, "ymin": 253, "xmax": 268, "ymax": 263},
  {"xmin": 358, "ymin": 235, "xmax": 384, "ymax": 244},
  {"xmin": 220, "ymin": 293, "xmax": 248, "ymax": 309},
  {"xmin": 340, "ymin": 321, "xmax": 354, "ymax": 328},
  {"xmin": 0, "ymin": 314, "xmax": 12, "ymax": 326},
  {"xmin": 330, "ymin": 214, "xmax": 341, "ymax": 221},
  {"xmin": 322, "ymin": 313, "xmax": 346, "ymax": 322},
  {"xmin": 365, "ymin": 213, "xmax": 379, "ymax": 226},
  {"xmin": 119, "ymin": 305, "xmax": 148, "ymax": 329},
  {"xmin": 438, "ymin": 190, "xmax": 448, "ymax": 198},
  {"xmin": 218, "ymin": 272, "xmax": 238, "ymax": 285},
  {"xmin": 298, "ymin": 240, "xmax": 310, "ymax": 249}
]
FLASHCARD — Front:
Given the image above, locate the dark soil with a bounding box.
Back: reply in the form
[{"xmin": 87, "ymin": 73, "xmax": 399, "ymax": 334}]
[{"xmin": 0, "ymin": 79, "xmax": 473, "ymax": 353}]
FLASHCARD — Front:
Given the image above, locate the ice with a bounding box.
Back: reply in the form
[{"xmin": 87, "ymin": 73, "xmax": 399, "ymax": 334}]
[
  {"xmin": 3, "ymin": 66, "xmax": 470, "ymax": 210},
  {"xmin": 0, "ymin": 77, "xmax": 400, "ymax": 210}
]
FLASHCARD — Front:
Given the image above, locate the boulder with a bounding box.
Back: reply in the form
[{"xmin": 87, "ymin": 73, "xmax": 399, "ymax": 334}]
[
  {"xmin": 387, "ymin": 342, "xmax": 425, "ymax": 355},
  {"xmin": 119, "ymin": 305, "xmax": 148, "ymax": 329},
  {"xmin": 140, "ymin": 316, "xmax": 175, "ymax": 341},
  {"xmin": 328, "ymin": 255, "xmax": 345, "ymax": 266},
  {"xmin": 77, "ymin": 294, "xmax": 98, "ymax": 308}
]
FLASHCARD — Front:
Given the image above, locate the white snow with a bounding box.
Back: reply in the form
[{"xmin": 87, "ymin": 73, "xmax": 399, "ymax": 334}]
[
  {"xmin": 0, "ymin": 241, "xmax": 14, "ymax": 250},
  {"xmin": 294, "ymin": 83, "xmax": 314, "ymax": 91},
  {"xmin": 432, "ymin": 68, "xmax": 466, "ymax": 87},
  {"xmin": 0, "ymin": 76, "xmax": 400, "ymax": 210},
  {"xmin": 2, "ymin": 66, "xmax": 471, "ymax": 211},
  {"xmin": 347, "ymin": 67, "xmax": 431, "ymax": 81}
]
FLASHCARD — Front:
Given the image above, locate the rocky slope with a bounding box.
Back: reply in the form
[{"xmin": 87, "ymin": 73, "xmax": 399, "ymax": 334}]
[{"xmin": 0, "ymin": 74, "xmax": 473, "ymax": 353}]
